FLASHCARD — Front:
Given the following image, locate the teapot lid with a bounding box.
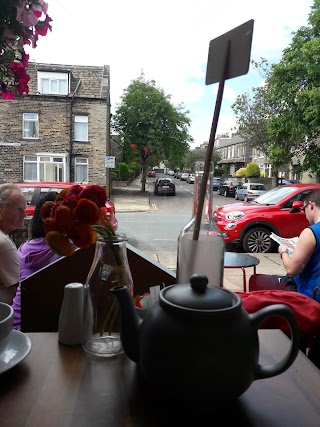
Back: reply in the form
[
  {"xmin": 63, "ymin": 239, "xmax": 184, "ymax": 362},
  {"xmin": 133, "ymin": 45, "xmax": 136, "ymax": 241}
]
[{"xmin": 162, "ymin": 274, "xmax": 235, "ymax": 311}]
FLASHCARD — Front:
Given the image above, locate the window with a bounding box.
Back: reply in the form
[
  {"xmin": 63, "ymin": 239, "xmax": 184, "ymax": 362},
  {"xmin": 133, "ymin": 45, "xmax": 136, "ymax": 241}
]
[
  {"xmin": 75, "ymin": 157, "xmax": 88, "ymax": 183},
  {"xmin": 38, "ymin": 71, "xmax": 69, "ymax": 95},
  {"xmin": 23, "ymin": 155, "xmax": 67, "ymax": 181},
  {"xmin": 23, "ymin": 113, "xmax": 39, "ymax": 139},
  {"xmin": 75, "ymin": 115, "xmax": 88, "ymax": 142}
]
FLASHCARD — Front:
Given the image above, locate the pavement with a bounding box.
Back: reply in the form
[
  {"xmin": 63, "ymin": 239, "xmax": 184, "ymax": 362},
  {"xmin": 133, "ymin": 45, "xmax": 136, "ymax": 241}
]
[{"xmin": 111, "ymin": 177, "xmax": 286, "ymax": 293}]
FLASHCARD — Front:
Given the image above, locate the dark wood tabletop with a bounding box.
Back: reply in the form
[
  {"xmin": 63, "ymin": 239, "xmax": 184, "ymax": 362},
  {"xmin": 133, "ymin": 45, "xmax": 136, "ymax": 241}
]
[{"xmin": 0, "ymin": 330, "xmax": 319, "ymax": 427}]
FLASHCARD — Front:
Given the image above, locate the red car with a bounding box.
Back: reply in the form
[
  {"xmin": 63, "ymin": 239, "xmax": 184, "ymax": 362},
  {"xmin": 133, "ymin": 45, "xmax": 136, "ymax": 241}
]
[
  {"xmin": 213, "ymin": 184, "xmax": 320, "ymax": 253},
  {"xmin": 147, "ymin": 171, "xmax": 156, "ymax": 178},
  {"xmin": 17, "ymin": 182, "xmax": 118, "ymax": 231}
]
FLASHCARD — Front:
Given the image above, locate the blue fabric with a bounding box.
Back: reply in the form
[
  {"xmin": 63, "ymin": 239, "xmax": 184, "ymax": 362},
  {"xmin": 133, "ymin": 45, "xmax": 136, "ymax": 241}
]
[{"xmin": 294, "ymin": 222, "xmax": 320, "ymax": 303}]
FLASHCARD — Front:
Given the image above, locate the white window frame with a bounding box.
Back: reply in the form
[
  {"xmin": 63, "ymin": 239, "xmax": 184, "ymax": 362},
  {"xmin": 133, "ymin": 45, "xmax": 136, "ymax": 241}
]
[
  {"xmin": 23, "ymin": 113, "xmax": 39, "ymax": 139},
  {"xmin": 74, "ymin": 115, "xmax": 89, "ymax": 142},
  {"xmin": 75, "ymin": 157, "xmax": 88, "ymax": 183},
  {"xmin": 37, "ymin": 71, "xmax": 69, "ymax": 95},
  {"xmin": 23, "ymin": 154, "xmax": 68, "ymax": 182}
]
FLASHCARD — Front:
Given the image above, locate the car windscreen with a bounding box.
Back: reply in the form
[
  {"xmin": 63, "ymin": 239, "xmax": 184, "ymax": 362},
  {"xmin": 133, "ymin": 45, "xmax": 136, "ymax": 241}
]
[{"xmin": 253, "ymin": 186, "xmax": 299, "ymax": 205}]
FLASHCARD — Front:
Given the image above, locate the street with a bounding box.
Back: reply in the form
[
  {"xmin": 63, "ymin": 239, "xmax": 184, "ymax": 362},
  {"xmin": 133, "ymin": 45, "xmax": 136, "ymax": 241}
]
[{"xmin": 117, "ymin": 175, "xmax": 239, "ymax": 267}]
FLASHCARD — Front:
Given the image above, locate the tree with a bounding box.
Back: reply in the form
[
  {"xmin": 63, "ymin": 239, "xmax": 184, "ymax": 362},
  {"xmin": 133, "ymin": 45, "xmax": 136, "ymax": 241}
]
[
  {"xmin": 113, "ymin": 74, "xmax": 192, "ymax": 190},
  {"xmin": 183, "ymin": 147, "xmax": 221, "ymax": 172},
  {"xmin": 245, "ymin": 162, "xmax": 261, "ymax": 178},
  {"xmin": 267, "ymin": 0, "xmax": 320, "ymax": 176},
  {"xmin": 232, "ymin": 59, "xmax": 293, "ymax": 177}
]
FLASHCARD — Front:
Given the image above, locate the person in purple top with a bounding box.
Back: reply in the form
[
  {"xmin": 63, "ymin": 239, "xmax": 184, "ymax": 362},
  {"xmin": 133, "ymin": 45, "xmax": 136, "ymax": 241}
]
[{"xmin": 12, "ymin": 191, "xmax": 61, "ymax": 330}]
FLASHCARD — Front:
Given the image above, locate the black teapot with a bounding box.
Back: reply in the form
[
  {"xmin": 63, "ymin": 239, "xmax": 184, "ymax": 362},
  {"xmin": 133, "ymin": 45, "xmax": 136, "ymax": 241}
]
[{"xmin": 111, "ymin": 275, "xmax": 300, "ymax": 401}]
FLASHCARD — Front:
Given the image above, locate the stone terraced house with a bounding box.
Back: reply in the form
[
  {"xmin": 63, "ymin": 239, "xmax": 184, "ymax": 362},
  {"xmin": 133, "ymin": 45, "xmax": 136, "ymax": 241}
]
[{"xmin": 0, "ymin": 62, "xmax": 111, "ymax": 186}]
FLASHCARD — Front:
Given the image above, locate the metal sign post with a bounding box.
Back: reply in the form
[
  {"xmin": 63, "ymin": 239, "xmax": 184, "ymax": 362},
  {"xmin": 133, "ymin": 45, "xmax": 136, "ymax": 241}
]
[{"xmin": 193, "ymin": 19, "xmax": 254, "ymax": 241}]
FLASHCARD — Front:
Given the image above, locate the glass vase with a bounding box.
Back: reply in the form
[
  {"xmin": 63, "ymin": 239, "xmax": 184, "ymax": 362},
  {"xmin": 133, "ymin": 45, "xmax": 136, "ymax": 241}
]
[
  {"xmin": 176, "ymin": 162, "xmax": 225, "ymax": 287},
  {"xmin": 82, "ymin": 235, "xmax": 134, "ymax": 359}
]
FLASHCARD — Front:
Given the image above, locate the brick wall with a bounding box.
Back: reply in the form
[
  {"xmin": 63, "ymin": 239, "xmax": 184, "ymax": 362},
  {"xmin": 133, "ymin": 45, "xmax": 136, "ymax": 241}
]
[{"xmin": 0, "ymin": 62, "xmax": 110, "ymax": 186}]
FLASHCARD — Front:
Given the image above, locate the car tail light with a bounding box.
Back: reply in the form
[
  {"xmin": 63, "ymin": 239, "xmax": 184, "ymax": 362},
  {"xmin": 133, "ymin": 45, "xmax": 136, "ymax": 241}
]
[{"xmin": 248, "ymin": 191, "xmax": 253, "ymax": 194}]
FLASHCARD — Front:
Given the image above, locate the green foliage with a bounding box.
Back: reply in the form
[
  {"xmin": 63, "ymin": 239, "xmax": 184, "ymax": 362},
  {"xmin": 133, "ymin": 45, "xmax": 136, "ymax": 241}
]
[
  {"xmin": 112, "ymin": 73, "xmax": 192, "ymax": 189},
  {"xmin": 245, "ymin": 162, "xmax": 261, "ymax": 178},
  {"xmin": 128, "ymin": 162, "xmax": 141, "ymax": 177},
  {"xmin": 119, "ymin": 162, "xmax": 129, "ymax": 181},
  {"xmin": 235, "ymin": 168, "xmax": 246, "ymax": 177}
]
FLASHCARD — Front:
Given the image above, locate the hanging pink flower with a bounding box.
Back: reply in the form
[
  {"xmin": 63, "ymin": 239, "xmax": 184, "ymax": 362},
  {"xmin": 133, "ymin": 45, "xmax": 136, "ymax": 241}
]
[
  {"xmin": 0, "ymin": 0, "xmax": 52, "ymax": 100},
  {"xmin": 130, "ymin": 143, "xmax": 138, "ymax": 149}
]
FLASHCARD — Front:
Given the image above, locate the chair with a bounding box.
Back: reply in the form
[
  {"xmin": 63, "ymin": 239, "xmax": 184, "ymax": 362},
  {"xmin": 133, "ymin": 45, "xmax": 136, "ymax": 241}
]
[
  {"xmin": 20, "ymin": 243, "xmax": 176, "ymax": 332},
  {"xmin": 248, "ymin": 274, "xmax": 296, "ymax": 292}
]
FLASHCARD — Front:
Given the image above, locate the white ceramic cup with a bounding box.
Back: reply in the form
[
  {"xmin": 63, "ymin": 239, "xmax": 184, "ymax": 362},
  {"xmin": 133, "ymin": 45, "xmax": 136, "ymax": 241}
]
[{"xmin": 0, "ymin": 302, "xmax": 13, "ymax": 354}]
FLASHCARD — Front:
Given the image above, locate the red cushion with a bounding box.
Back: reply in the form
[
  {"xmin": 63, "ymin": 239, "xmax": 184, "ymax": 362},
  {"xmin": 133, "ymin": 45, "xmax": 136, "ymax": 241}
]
[{"xmin": 237, "ymin": 290, "xmax": 320, "ymax": 347}]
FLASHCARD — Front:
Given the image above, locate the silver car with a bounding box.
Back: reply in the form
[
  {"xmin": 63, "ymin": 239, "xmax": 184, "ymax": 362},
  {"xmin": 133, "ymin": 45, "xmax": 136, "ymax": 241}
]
[{"xmin": 235, "ymin": 183, "xmax": 267, "ymax": 201}]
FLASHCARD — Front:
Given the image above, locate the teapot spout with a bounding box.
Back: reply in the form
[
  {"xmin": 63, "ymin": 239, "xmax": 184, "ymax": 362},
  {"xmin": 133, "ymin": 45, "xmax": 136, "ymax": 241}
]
[{"xmin": 111, "ymin": 285, "xmax": 141, "ymax": 363}]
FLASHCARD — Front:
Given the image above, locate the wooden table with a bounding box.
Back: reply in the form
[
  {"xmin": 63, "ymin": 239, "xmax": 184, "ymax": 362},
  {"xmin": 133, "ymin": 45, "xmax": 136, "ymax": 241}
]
[
  {"xmin": 1, "ymin": 330, "xmax": 320, "ymax": 427},
  {"xmin": 224, "ymin": 252, "xmax": 260, "ymax": 292}
]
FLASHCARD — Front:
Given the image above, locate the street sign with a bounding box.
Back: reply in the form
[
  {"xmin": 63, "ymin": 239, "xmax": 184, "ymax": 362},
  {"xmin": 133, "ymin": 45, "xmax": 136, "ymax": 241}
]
[{"xmin": 105, "ymin": 156, "xmax": 115, "ymax": 168}]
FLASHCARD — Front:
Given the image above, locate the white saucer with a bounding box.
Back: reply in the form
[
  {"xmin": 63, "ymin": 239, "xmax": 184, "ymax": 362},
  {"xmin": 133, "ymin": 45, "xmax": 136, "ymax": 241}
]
[{"xmin": 0, "ymin": 330, "xmax": 32, "ymax": 374}]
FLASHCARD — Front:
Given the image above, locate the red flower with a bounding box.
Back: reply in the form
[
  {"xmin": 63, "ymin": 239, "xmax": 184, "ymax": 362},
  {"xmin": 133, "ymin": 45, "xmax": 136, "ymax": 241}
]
[
  {"xmin": 79, "ymin": 185, "xmax": 107, "ymax": 208},
  {"xmin": 130, "ymin": 144, "xmax": 138, "ymax": 149},
  {"xmin": 73, "ymin": 199, "xmax": 101, "ymax": 225}
]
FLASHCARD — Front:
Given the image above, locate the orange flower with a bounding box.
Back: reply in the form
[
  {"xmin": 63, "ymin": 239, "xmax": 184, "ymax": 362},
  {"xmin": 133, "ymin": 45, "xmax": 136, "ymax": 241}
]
[
  {"xmin": 56, "ymin": 189, "xmax": 69, "ymax": 201},
  {"xmin": 45, "ymin": 232, "xmax": 75, "ymax": 256},
  {"xmin": 40, "ymin": 201, "xmax": 55, "ymax": 220},
  {"xmin": 69, "ymin": 222, "xmax": 98, "ymax": 248},
  {"xmin": 73, "ymin": 199, "xmax": 101, "ymax": 225},
  {"xmin": 43, "ymin": 217, "xmax": 59, "ymax": 233},
  {"xmin": 54, "ymin": 205, "xmax": 73, "ymax": 233}
]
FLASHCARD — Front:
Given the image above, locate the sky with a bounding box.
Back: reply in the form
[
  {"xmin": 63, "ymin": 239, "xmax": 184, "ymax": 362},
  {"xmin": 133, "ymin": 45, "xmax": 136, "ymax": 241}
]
[{"xmin": 27, "ymin": 0, "xmax": 314, "ymax": 148}]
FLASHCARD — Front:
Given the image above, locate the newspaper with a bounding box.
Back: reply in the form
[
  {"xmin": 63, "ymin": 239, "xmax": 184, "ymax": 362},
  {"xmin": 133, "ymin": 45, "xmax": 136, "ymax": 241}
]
[{"xmin": 270, "ymin": 232, "xmax": 299, "ymax": 256}]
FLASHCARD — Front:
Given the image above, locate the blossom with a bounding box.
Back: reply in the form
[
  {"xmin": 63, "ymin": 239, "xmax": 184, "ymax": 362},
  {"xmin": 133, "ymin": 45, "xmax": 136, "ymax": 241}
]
[
  {"xmin": 41, "ymin": 184, "xmax": 115, "ymax": 256},
  {"xmin": 0, "ymin": 0, "xmax": 52, "ymax": 100}
]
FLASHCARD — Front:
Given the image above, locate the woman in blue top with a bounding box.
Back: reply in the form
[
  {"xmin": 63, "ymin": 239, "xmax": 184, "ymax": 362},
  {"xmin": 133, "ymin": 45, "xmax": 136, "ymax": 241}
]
[{"xmin": 279, "ymin": 189, "xmax": 320, "ymax": 302}]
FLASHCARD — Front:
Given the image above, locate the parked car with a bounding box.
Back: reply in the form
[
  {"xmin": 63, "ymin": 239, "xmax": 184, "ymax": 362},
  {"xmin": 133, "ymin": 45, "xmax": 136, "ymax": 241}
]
[
  {"xmin": 154, "ymin": 178, "xmax": 176, "ymax": 196},
  {"xmin": 212, "ymin": 177, "xmax": 221, "ymax": 191},
  {"xmin": 180, "ymin": 173, "xmax": 189, "ymax": 181},
  {"xmin": 186, "ymin": 174, "xmax": 195, "ymax": 184},
  {"xmin": 17, "ymin": 182, "xmax": 118, "ymax": 231},
  {"xmin": 217, "ymin": 180, "xmax": 242, "ymax": 197},
  {"xmin": 213, "ymin": 184, "xmax": 320, "ymax": 253},
  {"xmin": 278, "ymin": 178, "xmax": 301, "ymax": 186},
  {"xmin": 235, "ymin": 183, "xmax": 267, "ymax": 202},
  {"xmin": 147, "ymin": 171, "xmax": 156, "ymax": 177},
  {"xmin": 167, "ymin": 170, "xmax": 175, "ymax": 176}
]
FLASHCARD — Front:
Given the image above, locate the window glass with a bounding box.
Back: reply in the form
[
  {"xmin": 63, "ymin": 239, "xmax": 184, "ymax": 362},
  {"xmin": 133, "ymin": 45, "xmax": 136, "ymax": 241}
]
[
  {"xmin": 38, "ymin": 71, "xmax": 69, "ymax": 95},
  {"xmin": 75, "ymin": 115, "xmax": 89, "ymax": 141},
  {"xmin": 23, "ymin": 113, "xmax": 39, "ymax": 139},
  {"xmin": 23, "ymin": 155, "xmax": 67, "ymax": 182},
  {"xmin": 75, "ymin": 157, "xmax": 88, "ymax": 183}
]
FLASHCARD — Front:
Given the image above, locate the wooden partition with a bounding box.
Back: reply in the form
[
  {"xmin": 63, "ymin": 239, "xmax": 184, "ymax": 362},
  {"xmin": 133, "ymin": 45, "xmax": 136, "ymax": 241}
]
[{"xmin": 21, "ymin": 243, "xmax": 176, "ymax": 332}]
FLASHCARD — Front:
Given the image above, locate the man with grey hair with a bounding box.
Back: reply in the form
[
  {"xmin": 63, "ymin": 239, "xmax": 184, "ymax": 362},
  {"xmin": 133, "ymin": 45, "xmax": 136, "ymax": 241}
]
[{"xmin": 0, "ymin": 184, "xmax": 26, "ymax": 304}]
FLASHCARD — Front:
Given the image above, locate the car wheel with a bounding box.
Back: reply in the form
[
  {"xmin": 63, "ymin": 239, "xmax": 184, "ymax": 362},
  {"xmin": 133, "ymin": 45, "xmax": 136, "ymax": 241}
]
[
  {"xmin": 224, "ymin": 190, "xmax": 228, "ymax": 197},
  {"xmin": 243, "ymin": 227, "xmax": 275, "ymax": 253}
]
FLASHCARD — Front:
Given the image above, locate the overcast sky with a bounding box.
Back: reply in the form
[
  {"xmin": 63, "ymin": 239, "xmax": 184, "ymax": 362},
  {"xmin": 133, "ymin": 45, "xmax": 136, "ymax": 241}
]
[{"xmin": 28, "ymin": 0, "xmax": 314, "ymax": 147}]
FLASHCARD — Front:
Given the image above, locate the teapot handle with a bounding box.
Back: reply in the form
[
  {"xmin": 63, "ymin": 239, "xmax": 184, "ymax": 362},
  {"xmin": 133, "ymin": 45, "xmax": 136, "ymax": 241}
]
[{"xmin": 249, "ymin": 304, "xmax": 300, "ymax": 379}]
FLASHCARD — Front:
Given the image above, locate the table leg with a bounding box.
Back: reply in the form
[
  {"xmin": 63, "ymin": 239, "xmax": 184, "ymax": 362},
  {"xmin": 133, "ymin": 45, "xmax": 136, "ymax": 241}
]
[{"xmin": 242, "ymin": 267, "xmax": 247, "ymax": 293}]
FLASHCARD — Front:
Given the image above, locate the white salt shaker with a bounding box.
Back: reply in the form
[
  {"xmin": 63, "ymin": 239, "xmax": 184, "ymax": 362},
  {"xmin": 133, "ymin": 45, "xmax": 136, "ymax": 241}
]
[{"xmin": 58, "ymin": 282, "xmax": 84, "ymax": 345}]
